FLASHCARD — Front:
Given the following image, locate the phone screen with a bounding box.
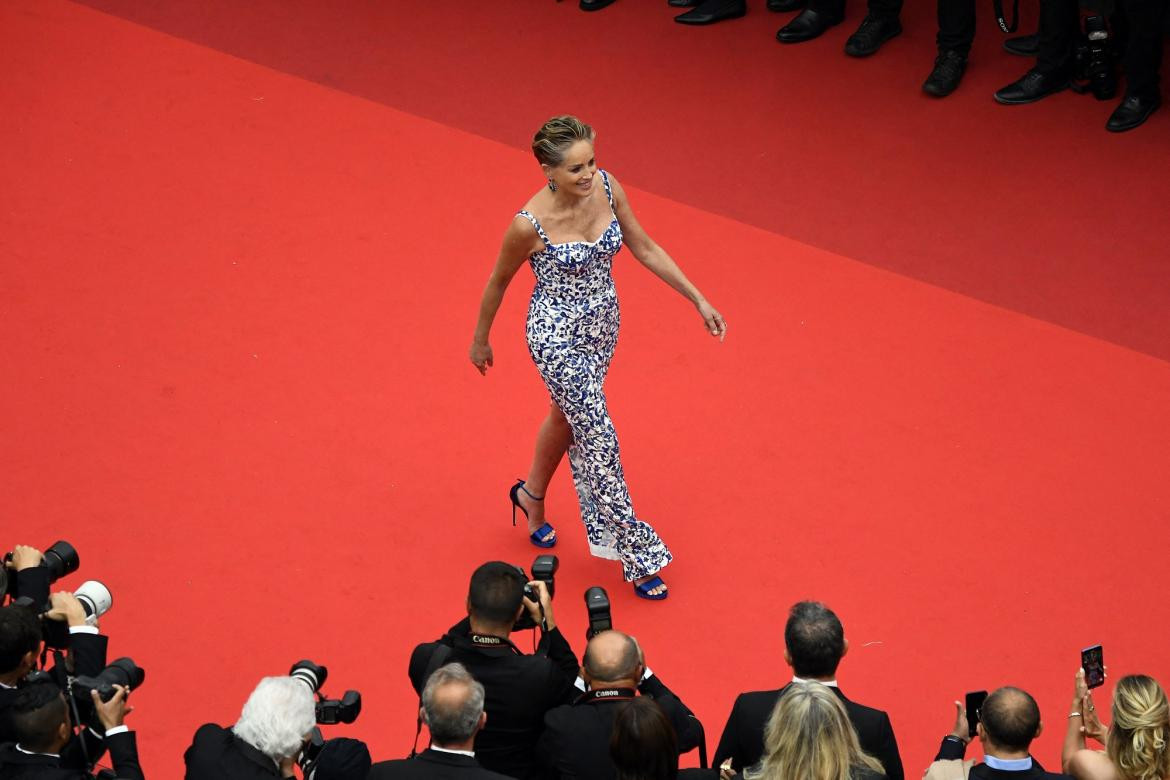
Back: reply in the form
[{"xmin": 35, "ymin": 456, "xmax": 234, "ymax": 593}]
[
  {"xmin": 1082, "ymin": 645, "xmax": 1105, "ymax": 689},
  {"xmin": 965, "ymin": 690, "xmax": 988, "ymax": 738}
]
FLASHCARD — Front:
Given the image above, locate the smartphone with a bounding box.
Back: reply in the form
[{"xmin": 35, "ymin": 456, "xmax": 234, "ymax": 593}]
[
  {"xmin": 1082, "ymin": 645, "xmax": 1105, "ymax": 689},
  {"xmin": 965, "ymin": 690, "xmax": 988, "ymax": 738}
]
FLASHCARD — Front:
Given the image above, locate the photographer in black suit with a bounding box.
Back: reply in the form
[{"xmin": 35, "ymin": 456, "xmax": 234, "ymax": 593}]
[
  {"xmin": 408, "ymin": 561, "xmax": 579, "ymax": 780},
  {"xmin": 1, "ymin": 594, "xmax": 113, "ymax": 771},
  {"xmin": 923, "ymin": 687, "xmax": 1071, "ymax": 779},
  {"xmin": 536, "ymin": 629, "xmax": 703, "ymax": 780},
  {"xmin": 184, "ymin": 676, "xmax": 317, "ymax": 780},
  {"xmin": 713, "ymin": 601, "xmax": 903, "ymax": 780},
  {"xmin": 0, "ymin": 679, "xmax": 143, "ymax": 780},
  {"xmin": 371, "ymin": 663, "xmax": 509, "ymax": 780}
]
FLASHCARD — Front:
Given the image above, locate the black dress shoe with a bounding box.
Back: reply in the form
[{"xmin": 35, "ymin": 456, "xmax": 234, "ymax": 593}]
[
  {"xmin": 993, "ymin": 68, "xmax": 1070, "ymax": 104},
  {"xmin": 1106, "ymin": 93, "xmax": 1160, "ymax": 132},
  {"xmin": 922, "ymin": 50, "xmax": 967, "ymax": 96},
  {"xmin": 674, "ymin": 0, "xmax": 746, "ymax": 24},
  {"xmin": 668, "ymin": 0, "xmax": 701, "ymax": 7},
  {"xmin": 776, "ymin": 8, "xmax": 841, "ymax": 42},
  {"xmin": 580, "ymin": 0, "xmax": 617, "ymax": 8},
  {"xmin": 767, "ymin": 0, "xmax": 805, "ymax": 10},
  {"xmin": 1003, "ymin": 32, "xmax": 1039, "ymax": 56},
  {"xmin": 843, "ymin": 14, "xmax": 901, "ymax": 56}
]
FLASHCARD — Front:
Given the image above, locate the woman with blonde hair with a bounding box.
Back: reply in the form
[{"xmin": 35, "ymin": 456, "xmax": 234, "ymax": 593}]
[
  {"xmin": 469, "ymin": 115, "xmax": 726, "ymax": 600},
  {"xmin": 733, "ymin": 682, "xmax": 885, "ymax": 780},
  {"xmin": 1064, "ymin": 670, "xmax": 1170, "ymax": 780}
]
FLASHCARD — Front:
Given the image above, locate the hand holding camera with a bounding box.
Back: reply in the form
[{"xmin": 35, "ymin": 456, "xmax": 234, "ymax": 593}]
[
  {"xmin": 46, "ymin": 591, "xmax": 89, "ymax": 627},
  {"xmin": 523, "ymin": 580, "xmax": 555, "ymax": 631},
  {"xmin": 8, "ymin": 545, "xmax": 44, "ymax": 571},
  {"xmin": 92, "ymin": 684, "xmax": 131, "ymax": 731}
]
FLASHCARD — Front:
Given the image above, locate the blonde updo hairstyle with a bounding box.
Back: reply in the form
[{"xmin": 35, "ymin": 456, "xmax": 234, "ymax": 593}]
[
  {"xmin": 532, "ymin": 115, "xmax": 595, "ymax": 168},
  {"xmin": 1107, "ymin": 675, "xmax": 1170, "ymax": 780}
]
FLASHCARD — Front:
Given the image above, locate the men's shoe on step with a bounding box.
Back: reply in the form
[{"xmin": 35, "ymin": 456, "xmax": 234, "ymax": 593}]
[
  {"xmin": 767, "ymin": 0, "xmax": 805, "ymax": 11},
  {"xmin": 674, "ymin": 0, "xmax": 747, "ymax": 23},
  {"xmin": 922, "ymin": 50, "xmax": 968, "ymax": 96},
  {"xmin": 580, "ymin": 0, "xmax": 618, "ymax": 9},
  {"xmin": 776, "ymin": 8, "xmax": 841, "ymax": 42},
  {"xmin": 993, "ymin": 69, "xmax": 1070, "ymax": 104},
  {"xmin": 844, "ymin": 15, "xmax": 902, "ymax": 56},
  {"xmin": 668, "ymin": 0, "xmax": 700, "ymax": 7},
  {"xmin": 1106, "ymin": 93, "xmax": 1160, "ymax": 132},
  {"xmin": 1003, "ymin": 32, "xmax": 1039, "ymax": 56}
]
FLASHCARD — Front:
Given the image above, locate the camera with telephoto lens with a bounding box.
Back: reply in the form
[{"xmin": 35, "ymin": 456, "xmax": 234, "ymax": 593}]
[
  {"xmin": 73, "ymin": 657, "xmax": 147, "ymax": 702},
  {"xmin": 290, "ymin": 660, "xmax": 362, "ymax": 725},
  {"xmin": 513, "ymin": 554, "xmax": 559, "ymax": 631},
  {"xmin": 1072, "ymin": 15, "xmax": 1117, "ymax": 100},
  {"xmin": 2, "ymin": 541, "xmax": 81, "ymax": 602},
  {"xmin": 584, "ymin": 586, "xmax": 613, "ymax": 640},
  {"xmin": 12, "ymin": 579, "xmax": 114, "ymax": 650}
]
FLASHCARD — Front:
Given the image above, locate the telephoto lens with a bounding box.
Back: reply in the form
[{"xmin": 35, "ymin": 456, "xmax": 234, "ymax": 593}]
[
  {"xmin": 74, "ymin": 657, "xmax": 146, "ymax": 702},
  {"xmin": 74, "ymin": 581, "xmax": 113, "ymax": 625},
  {"xmin": 42, "ymin": 541, "xmax": 80, "ymax": 583},
  {"xmin": 290, "ymin": 660, "xmax": 328, "ymax": 692}
]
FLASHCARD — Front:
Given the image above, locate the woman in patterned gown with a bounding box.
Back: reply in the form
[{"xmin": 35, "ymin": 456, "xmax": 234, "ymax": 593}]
[{"xmin": 469, "ymin": 116, "xmax": 726, "ymax": 600}]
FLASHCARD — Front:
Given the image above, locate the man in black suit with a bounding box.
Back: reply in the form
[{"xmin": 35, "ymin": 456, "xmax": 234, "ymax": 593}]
[
  {"xmin": 713, "ymin": 601, "xmax": 903, "ymax": 779},
  {"xmin": 371, "ymin": 663, "xmax": 510, "ymax": 780},
  {"xmin": 1, "ymin": 593, "xmax": 113, "ymax": 767},
  {"xmin": 0, "ymin": 679, "xmax": 143, "ymax": 780},
  {"xmin": 536, "ymin": 630, "xmax": 702, "ymax": 779},
  {"xmin": 408, "ymin": 561, "xmax": 579, "ymax": 780},
  {"xmin": 924, "ymin": 687, "xmax": 1071, "ymax": 779},
  {"xmin": 184, "ymin": 676, "xmax": 317, "ymax": 780}
]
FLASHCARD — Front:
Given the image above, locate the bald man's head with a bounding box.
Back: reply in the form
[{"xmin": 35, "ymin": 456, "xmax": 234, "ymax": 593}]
[
  {"xmin": 582, "ymin": 631, "xmax": 642, "ymax": 687},
  {"xmin": 980, "ymin": 687, "xmax": 1041, "ymax": 752}
]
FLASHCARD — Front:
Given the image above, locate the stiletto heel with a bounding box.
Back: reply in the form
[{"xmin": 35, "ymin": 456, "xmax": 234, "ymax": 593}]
[{"xmin": 509, "ymin": 478, "xmax": 556, "ymax": 548}]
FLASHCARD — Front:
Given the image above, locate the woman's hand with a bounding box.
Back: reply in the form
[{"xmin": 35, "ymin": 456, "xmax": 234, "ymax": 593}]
[
  {"xmin": 1080, "ymin": 691, "xmax": 1108, "ymax": 743},
  {"xmin": 469, "ymin": 341, "xmax": 493, "ymax": 375},
  {"xmin": 697, "ymin": 299, "xmax": 727, "ymax": 342}
]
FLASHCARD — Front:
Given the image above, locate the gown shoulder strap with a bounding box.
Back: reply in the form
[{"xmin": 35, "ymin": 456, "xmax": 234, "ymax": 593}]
[
  {"xmin": 600, "ymin": 170, "xmax": 616, "ymax": 215},
  {"xmin": 517, "ymin": 210, "xmax": 551, "ymax": 247}
]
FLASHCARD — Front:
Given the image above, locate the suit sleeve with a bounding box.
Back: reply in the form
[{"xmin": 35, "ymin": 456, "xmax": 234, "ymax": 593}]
[
  {"xmin": 14, "ymin": 567, "xmax": 50, "ymax": 609},
  {"xmin": 103, "ymin": 729, "xmax": 145, "ymax": 780},
  {"xmin": 539, "ymin": 627, "xmax": 580, "ymax": 705},
  {"xmin": 712, "ymin": 696, "xmax": 743, "ymax": 771},
  {"xmin": 69, "ymin": 631, "xmax": 109, "ymax": 677},
  {"xmin": 870, "ymin": 713, "xmax": 904, "ymax": 780},
  {"xmin": 934, "ymin": 736, "xmax": 967, "ymax": 761},
  {"xmin": 534, "ymin": 709, "xmax": 565, "ymax": 779},
  {"xmin": 641, "ymin": 676, "xmax": 703, "ymax": 754}
]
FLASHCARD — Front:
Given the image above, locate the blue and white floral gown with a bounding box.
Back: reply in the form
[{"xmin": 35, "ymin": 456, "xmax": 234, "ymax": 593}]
[{"xmin": 517, "ymin": 171, "xmax": 672, "ymax": 582}]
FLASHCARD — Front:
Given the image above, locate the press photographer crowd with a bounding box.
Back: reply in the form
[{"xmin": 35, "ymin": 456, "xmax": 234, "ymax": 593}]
[
  {"xmin": 2, "ymin": 545, "xmax": 1167, "ymax": 780},
  {"xmin": 575, "ymin": 0, "xmax": 1169, "ymax": 133}
]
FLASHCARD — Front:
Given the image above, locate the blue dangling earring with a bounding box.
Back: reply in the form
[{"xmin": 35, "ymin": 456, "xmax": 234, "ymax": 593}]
[{"xmin": 547, "ymin": 178, "xmax": 558, "ymax": 192}]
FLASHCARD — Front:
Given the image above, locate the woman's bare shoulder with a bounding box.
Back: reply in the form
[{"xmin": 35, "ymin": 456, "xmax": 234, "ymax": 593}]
[{"xmin": 1068, "ymin": 749, "xmax": 1118, "ymax": 780}]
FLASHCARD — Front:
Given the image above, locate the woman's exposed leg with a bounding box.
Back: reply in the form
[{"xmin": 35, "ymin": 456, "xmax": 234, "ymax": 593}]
[{"xmin": 516, "ymin": 403, "xmax": 571, "ymax": 540}]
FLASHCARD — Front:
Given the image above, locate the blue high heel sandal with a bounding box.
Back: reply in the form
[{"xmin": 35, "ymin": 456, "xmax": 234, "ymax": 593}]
[
  {"xmin": 634, "ymin": 576, "xmax": 669, "ymax": 601},
  {"xmin": 509, "ymin": 479, "xmax": 556, "ymax": 548}
]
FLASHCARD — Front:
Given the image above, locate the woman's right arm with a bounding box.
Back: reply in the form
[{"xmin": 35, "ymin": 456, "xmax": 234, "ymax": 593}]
[{"xmin": 469, "ymin": 217, "xmax": 539, "ymax": 375}]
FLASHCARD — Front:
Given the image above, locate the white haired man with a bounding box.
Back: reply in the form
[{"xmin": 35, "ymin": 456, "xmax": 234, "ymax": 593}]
[{"xmin": 184, "ymin": 676, "xmax": 316, "ymax": 780}]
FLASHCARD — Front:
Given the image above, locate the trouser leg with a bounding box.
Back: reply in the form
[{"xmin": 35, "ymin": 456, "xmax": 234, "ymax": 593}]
[
  {"xmin": 1119, "ymin": 0, "xmax": 1168, "ymax": 96},
  {"xmin": 1036, "ymin": 0, "xmax": 1082, "ymax": 72},
  {"xmin": 937, "ymin": 0, "xmax": 977, "ymax": 53}
]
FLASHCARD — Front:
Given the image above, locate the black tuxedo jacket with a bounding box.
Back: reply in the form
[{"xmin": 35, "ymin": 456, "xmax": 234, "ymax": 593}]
[
  {"xmin": 713, "ymin": 683, "xmax": 903, "ymax": 780},
  {"xmin": 933, "ymin": 736, "xmax": 1072, "ymax": 780},
  {"xmin": 409, "ymin": 619, "xmax": 579, "ymax": 780},
  {"xmin": 535, "ymin": 676, "xmax": 703, "ymax": 780},
  {"xmin": 0, "ymin": 730, "xmax": 144, "ymax": 780},
  {"xmin": 369, "ymin": 749, "xmax": 513, "ymax": 780},
  {"xmin": 183, "ymin": 723, "xmax": 291, "ymax": 780}
]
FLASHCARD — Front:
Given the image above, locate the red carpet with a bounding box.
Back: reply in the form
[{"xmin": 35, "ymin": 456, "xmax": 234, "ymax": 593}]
[{"xmin": 2, "ymin": 2, "xmax": 1169, "ymax": 778}]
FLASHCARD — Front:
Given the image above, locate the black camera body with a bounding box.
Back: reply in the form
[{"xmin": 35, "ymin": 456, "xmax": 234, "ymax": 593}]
[
  {"xmin": 513, "ymin": 555, "xmax": 559, "ymax": 631},
  {"xmin": 2, "ymin": 541, "xmax": 80, "ymax": 602},
  {"xmin": 73, "ymin": 657, "xmax": 147, "ymax": 702},
  {"xmin": 584, "ymin": 586, "xmax": 613, "ymax": 640},
  {"xmin": 290, "ymin": 660, "xmax": 362, "ymax": 725},
  {"xmin": 1072, "ymin": 15, "xmax": 1117, "ymax": 100}
]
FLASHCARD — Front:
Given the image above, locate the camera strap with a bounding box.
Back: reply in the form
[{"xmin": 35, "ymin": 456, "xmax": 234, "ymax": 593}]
[
  {"xmin": 994, "ymin": 0, "xmax": 1020, "ymax": 33},
  {"xmin": 582, "ymin": 688, "xmax": 637, "ymax": 704}
]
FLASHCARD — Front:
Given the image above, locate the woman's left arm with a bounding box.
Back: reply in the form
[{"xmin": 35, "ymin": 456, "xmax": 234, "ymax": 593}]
[{"xmin": 610, "ymin": 174, "xmax": 726, "ymax": 341}]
